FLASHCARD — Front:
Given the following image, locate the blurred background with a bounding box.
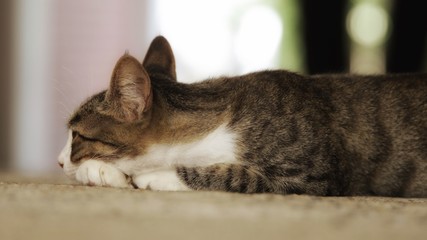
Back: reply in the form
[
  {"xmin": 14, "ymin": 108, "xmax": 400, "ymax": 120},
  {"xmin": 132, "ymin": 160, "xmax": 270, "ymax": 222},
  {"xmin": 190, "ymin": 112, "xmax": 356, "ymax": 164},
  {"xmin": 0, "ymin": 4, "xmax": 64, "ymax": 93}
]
[{"xmin": 0, "ymin": 0, "xmax": 426, "ymax": 174}]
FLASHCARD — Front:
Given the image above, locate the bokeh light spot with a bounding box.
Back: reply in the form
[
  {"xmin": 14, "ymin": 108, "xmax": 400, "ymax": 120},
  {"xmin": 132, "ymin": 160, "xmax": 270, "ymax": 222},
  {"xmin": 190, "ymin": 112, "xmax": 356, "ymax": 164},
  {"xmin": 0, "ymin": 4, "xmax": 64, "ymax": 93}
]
[
  {"xmin": 234, "ymin": 5, "xmax": 283, "ymax": 73},
  {"xmin": 347, "ymin": 2, "xmax": 389, "ymax": 47}
]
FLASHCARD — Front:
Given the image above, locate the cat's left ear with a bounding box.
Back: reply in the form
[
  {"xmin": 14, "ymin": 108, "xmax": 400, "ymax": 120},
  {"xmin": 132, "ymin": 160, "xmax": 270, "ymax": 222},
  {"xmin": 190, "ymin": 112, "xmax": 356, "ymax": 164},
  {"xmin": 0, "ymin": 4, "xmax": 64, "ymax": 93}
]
[
  {"xmin": 100, "ymin": 54, "xmax": 152, "ymax": 123},
  {"xmin": 143, "ymin": 36, "xmax": 177, "ymax": 81}
]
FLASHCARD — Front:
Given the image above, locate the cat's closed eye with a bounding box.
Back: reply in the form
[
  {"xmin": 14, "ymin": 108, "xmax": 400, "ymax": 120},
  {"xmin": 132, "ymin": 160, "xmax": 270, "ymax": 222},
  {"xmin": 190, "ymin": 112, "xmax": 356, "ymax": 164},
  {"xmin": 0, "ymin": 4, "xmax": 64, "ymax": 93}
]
[
  {"xmin": 72, "ymin": 131, "xmax": 120, "ymax": 148},
  {"xmin": 73, "ymin": 131, "xmax": 101, "ymax": 144},
  {"xmin": 72, "ymin": 131, "xmax": 92, "ymax": 141}
]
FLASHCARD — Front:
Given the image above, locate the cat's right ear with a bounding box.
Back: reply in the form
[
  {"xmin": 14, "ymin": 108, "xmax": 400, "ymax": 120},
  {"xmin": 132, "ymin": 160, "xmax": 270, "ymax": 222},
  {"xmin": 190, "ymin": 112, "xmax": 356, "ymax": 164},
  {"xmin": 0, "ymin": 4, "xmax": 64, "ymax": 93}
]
[
  {"xmin": 99, "ymin": 54, "xmax": 152, "ymax": 123},
  {"xmin": 143, "ymin": 36, "xmax": 177, "ymax": 81}
]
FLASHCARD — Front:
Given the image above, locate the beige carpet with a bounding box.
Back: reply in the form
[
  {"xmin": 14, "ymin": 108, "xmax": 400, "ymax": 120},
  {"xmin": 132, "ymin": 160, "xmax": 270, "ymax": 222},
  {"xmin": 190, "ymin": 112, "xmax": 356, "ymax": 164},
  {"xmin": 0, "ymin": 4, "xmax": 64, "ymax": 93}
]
[{"xmin": 0, "ymin": 174, "xmax": 426, "ymax": 240}]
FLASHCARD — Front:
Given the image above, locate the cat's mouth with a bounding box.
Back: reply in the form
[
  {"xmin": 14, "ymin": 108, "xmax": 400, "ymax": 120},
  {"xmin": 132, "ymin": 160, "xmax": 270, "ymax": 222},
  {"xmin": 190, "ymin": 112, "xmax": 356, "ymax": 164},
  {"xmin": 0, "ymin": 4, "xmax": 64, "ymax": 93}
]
[{"xmin": 61, "ymin": 162, "xmax": 79, "ymax": 180}]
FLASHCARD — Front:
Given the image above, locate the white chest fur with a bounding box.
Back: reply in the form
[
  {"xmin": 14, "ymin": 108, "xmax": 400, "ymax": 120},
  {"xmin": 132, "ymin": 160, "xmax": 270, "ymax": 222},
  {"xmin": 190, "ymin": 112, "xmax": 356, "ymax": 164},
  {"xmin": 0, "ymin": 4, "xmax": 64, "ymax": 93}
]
[{"xmin": 114, "ymin": 124, "xmax": 239, "ymax": 176}]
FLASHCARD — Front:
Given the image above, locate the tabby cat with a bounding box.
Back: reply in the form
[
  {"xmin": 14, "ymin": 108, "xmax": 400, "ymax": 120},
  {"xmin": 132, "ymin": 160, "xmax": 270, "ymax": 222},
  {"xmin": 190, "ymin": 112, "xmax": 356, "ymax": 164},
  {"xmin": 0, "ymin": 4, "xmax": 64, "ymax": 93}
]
[{"xmin": 58, "ymin": 36, "xmax": 427, "ymax": 197}]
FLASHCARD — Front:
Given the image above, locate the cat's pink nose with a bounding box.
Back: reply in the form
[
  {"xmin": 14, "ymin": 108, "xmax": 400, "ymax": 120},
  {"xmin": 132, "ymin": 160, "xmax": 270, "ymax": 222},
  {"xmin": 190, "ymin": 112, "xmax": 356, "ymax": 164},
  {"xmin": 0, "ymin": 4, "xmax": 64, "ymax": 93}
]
[{"xmin": 58, "ymin": 162, "xmax": 64, "ymax": 168}]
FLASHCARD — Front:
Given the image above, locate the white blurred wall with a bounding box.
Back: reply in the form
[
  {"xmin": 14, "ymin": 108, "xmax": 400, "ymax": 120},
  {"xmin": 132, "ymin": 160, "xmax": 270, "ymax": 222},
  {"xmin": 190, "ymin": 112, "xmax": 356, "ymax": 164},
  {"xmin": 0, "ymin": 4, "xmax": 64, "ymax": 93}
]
[{"xmin": 13, "ymin": 0, "xmax": 53, "ymax": 172}]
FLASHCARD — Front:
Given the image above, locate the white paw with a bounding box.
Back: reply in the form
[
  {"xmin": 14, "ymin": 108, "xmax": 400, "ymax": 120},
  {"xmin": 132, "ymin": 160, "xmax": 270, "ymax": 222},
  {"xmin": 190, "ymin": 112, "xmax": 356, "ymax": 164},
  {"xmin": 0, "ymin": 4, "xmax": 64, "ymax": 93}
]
[
  {"xmin": 133, "ymin": 169, "xmax": 191, "ymax": 191},
  {"xmin": 75, "ymin": 160, "xmax": 132, "ymax": 188}
]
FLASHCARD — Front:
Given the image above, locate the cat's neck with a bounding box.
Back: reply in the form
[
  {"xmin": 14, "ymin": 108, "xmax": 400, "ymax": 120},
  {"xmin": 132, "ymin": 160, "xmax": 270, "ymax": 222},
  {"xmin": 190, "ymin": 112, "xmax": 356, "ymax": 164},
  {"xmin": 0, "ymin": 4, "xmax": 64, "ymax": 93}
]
[
  {"xmin": 144, "ymin": 78, "xmax": 233, "ymax": 145},
  {"xmin": 153, "ymin": 77, "xmax": 232, "ymax": 111}
]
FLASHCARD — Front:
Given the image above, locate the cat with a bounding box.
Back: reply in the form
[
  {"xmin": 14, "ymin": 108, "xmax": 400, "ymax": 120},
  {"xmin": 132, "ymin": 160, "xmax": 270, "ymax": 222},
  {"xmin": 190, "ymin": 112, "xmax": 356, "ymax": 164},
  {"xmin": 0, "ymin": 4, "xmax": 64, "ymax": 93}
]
[{"xmin": 58, "ymin": 36, "xmax": 427, "ymax": 197}]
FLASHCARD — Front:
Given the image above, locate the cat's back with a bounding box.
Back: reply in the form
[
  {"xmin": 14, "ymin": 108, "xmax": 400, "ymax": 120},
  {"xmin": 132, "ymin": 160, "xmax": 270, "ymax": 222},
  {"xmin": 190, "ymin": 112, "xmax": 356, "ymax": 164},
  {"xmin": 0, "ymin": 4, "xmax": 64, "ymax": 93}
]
[
  {"xmin": 321, "ymin": 72, "xmax": 427, "ymax": 135},
  {"xmin": 317, "ymin": 73, "xmax": 427, "ymax": 197}
]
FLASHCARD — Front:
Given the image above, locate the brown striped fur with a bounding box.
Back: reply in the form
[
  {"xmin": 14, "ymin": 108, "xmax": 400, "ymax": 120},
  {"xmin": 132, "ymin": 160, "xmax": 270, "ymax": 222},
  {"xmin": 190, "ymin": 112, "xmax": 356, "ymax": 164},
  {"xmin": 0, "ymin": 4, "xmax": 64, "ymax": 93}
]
[{"xmin": 66, "ymin": 36, "xmax": 427, "ymax": 197}]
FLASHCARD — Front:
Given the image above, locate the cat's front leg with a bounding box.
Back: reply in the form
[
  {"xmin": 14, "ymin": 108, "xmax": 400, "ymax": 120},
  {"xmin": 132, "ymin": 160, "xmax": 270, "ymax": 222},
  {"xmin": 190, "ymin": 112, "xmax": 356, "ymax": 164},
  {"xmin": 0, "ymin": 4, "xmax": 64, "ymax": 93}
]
[
  {"xmin": 133, "ymin": 168, "xmax": 191, "ymax": 191},
  {"xmin": 75, "ymin": 160, "xmax": 133, "ymax": 188}
]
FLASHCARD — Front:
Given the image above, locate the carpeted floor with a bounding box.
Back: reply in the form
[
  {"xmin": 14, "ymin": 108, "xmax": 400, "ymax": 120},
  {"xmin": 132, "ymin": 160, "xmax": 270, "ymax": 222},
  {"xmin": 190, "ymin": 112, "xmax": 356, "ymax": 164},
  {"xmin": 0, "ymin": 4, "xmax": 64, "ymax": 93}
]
[{"xmin": 0, "ymin": 174, "xmax": 426, "ymax": 240}]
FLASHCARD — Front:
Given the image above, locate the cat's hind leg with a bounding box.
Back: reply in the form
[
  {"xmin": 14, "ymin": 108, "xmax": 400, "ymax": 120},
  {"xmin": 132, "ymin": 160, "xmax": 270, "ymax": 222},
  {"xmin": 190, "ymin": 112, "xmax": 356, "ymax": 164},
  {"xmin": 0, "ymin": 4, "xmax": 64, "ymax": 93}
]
[
  {"xmin": 176, "ymin": 164, "xmax": 271, "ymax": 193},
  {"xmin": 75, "ymin": 160, "xmax": 133, "ymax": 188}
]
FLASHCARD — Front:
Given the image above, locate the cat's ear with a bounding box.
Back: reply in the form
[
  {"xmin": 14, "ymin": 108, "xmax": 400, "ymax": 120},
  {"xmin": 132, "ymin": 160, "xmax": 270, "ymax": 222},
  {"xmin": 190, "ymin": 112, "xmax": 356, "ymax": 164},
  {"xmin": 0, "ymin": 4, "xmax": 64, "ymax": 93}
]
[
  {"xmin": 100, "ymin": 54, "xmax": 152, "ymax": 123},
  {"xmin": 143, "ymin": 36, "xmax": 177, "ymax": 81}
]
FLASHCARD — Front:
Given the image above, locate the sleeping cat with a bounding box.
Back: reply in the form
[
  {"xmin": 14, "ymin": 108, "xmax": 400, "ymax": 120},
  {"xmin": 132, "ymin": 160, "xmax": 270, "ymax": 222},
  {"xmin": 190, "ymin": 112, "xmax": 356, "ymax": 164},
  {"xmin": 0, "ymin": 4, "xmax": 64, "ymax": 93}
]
[{"xmin": 58, "ymin": 36, "xmax": 427, "ymax": 197}]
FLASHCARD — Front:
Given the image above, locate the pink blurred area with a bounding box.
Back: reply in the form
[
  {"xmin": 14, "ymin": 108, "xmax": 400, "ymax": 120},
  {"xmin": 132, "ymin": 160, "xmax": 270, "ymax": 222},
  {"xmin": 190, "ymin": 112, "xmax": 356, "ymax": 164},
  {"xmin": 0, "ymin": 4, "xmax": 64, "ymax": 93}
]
[
  {"xmin": 10, "ymin": 0, "xmax": 154, "ymax": 172},
  {"xmin": 54, "ymin": 0, "xmax": 149, "ymax": 98},
  {"xmin": 53, "ymin": 0, "xmax": 151, "ymax": 170}
]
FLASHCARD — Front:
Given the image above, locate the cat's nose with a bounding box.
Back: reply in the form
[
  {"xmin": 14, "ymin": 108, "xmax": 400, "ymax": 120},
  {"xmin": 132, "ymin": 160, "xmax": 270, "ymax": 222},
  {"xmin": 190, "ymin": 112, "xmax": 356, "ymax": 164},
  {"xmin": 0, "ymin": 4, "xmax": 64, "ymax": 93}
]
[{"xmin": 58, "ymin": 162, "xmax": 64, "ymax": 168}]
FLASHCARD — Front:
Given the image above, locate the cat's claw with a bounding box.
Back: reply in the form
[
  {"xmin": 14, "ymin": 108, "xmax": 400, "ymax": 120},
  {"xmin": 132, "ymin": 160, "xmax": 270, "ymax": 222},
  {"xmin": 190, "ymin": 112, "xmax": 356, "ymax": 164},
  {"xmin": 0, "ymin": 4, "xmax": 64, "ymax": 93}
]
[
  {"xmin": 133, "ymin": 169, "xmax": 191, "ymax": 191},
  {"xmin": 75, "ymin": 160, "xmax": 132, "ymax": 188}
]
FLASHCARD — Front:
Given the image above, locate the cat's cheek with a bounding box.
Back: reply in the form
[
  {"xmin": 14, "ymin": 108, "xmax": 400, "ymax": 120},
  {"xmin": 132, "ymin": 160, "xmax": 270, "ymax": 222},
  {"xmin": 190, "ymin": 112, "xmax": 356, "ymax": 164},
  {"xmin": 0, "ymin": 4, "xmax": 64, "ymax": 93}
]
[{"xmin": 133, "ymin": 169, "xmax": 192, "ymax": 191}]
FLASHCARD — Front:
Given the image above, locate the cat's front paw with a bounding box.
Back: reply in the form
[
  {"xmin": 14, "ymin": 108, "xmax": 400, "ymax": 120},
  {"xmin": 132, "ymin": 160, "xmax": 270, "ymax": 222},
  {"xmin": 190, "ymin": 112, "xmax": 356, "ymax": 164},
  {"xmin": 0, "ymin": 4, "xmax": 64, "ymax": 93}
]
[
  {"xmin": 75, "ymin": 160, "xmax": 132, "ymax": 188},
  {"xmin": 133, "ymin": 169, "xmax": 191, "ymax": 191}
]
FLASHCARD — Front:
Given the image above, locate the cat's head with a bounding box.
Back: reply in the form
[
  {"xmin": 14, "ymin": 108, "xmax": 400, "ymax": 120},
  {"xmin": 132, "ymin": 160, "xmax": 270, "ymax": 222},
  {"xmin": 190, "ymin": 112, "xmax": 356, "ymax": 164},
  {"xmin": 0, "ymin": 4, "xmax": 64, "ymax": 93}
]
[{"xmin": 58, "ymin": 36, "xmax": 176, "ymax": 178}]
